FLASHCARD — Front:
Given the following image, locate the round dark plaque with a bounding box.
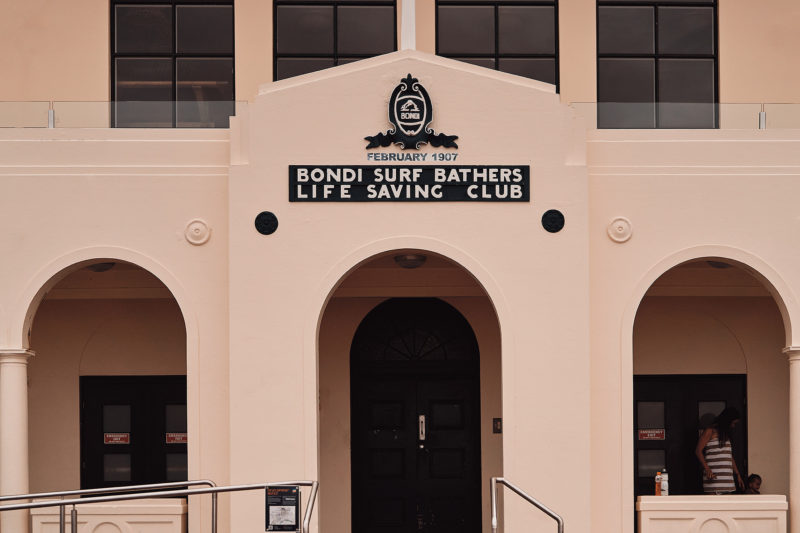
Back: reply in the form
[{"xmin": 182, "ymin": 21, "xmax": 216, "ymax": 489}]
[
  {"xmin": 254, "ymin": 211, "xmax": 279, "ymax": 235},
  {"xmin": 541, "ymin": 209, "xmax": 565, "ymax": 233}
]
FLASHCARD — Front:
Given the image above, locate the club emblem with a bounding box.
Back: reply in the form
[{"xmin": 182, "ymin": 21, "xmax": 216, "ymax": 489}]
[{"xmin": 365, "ymin": 74, "xmax": 458, "ymax": 150}]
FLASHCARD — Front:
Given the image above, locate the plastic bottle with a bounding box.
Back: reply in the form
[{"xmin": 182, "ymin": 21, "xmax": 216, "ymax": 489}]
[
  {"xmin": 661, "ymin": 469, "xmax": 669, "ymax": 496},
  {"xmin": 655, "ymin": 472, "xmax": 662, "ymax": 496}
]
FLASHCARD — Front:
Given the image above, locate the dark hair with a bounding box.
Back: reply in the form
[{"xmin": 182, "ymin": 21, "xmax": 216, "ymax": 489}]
[
  {"xmin": 715, "ymin": 406, "xmax": 740, "ymax": 447},
  {"xmin": 747, "ymin": 473, "xmax": 762, "ymax": 485}
]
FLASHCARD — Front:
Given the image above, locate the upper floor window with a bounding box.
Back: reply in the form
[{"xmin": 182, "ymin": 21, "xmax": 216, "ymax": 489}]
[
  {"xmin": 274, "ymin": 0, "xmax": 397, "ymax": 81},
  {"xmin": 111, "ymin": 0, "xmax": 235, "ymax": 128},
  {"xmin": 597, "ymin": 0, "xmax": 717, "ymax": 128},
  {"xmin": 436, "ymin": 0, "xmax": 559, "ymax": 88}
]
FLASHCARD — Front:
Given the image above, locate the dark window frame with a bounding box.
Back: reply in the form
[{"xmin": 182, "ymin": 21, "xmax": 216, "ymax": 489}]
[
  {"xmin": 272, "ymin": 0, "xmax": 398, "ymax": 81},
  {"xmin": 110, "ymin": 0, "xmax": 236, "ymax": 128},
  {"xmin": 435, "ymin": 0, "xmax": 560, "ymax": 92},
  {"xmin": 596, "ymin": 0, "xmax": 719, "ymax": 129}
]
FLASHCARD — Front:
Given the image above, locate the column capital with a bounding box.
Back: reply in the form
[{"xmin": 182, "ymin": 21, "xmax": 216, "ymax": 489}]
[
  {"xmin": 783, "ymin": 346, "xmax": 800, "ymax": 361},
  {"xmin": 0, "ymin": 349, "xmax": 35, "ymax": 364}
]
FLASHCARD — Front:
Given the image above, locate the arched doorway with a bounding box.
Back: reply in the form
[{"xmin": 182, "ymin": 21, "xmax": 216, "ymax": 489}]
[
  {"xmin": 27, "ymin": 260, "xmax": 187, "ymax": 491},
  {"xmin": 350, "ymin": 298, "xmax": 481, "ymax": 533},
  {"xmin": 632, "ymin": 258, "xmax": 788, "ymax": 498},
  {"xmin": 316, "ymin": 250, "xmax": 502, "ymax": 533}
]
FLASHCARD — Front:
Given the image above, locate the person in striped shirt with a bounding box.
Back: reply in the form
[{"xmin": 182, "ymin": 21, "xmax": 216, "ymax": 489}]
[{"xmin": 695, "ymin": 407, "xmax": 744, "ymax": 494}]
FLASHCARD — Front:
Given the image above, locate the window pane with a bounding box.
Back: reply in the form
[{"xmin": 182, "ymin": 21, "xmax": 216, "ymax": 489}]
[
  {"xmin": 276, "ymin": 6, "xmax": 334, "ymax": 54},
  {"xmin": 166, "ymin": 404, "xmax": 187, "ymax": 433},
  {"xmin": 598, "ymin": 58, "xmax": 655, "ymax": 128},
  {"xmin": 638, "ymin": 449, "xmax": 665, "ymax": 477},
  {"xmin": 498, "ymin": 6, "xmax": 554, "ymax": 55},
  {"xmin": 637, "ymin": 402, "xmax": 664, "ymax": 429},
  {"xmin": 104, "ymin": 454, "xmax": 132, "ymax": 482},
  {"xmin": 103, "ymin": 405, "xmax": 131, "ymax": 434},
  {"xmin": 600, "ymin": 0, "xmax": 712, "ymax": 3},
  {"xmin": 498, "ymin": 58, "xmax": 556, "ymax": 84},
  {"xmin": 276, "ymin": 58, "xmax": 336, "ymax": 80},
  {"xmin": 658, "ymin": 7, "xmax": 714, "ymax": 55},
  {"xmin": 658, "ymin": 58, "xmax": 715, "ymax": 128},
  {"xmin": 699, "ymin": 401, "xmax": 726, "ymax": 429},
  {"xmin": 115, "ymin": 58, "xmax": 173, "ymax": 127},
  {"xmin": 598, "ymin": 7, "xmax": 654, "ymax": 55},
  {"xmin": 166, "ymin": 453, "xmax": 188, "ymax": 481},
  {"xmin": 115, "ymin": 5, "xmax": 172, "ymax": 53},
  {"xmin": 176, "ymin": 58, "xmax": 234, "ymax": 128},
  {"xmin": 452, "ymin": 57, "xmax": 496, "ymax": 70},
  {"xmin": 176, "ymin": 6, "xmax": 233, "ymax": 54},
  {"xmin": 438, "ymin": 6, "xmax": 495, "ymax": 55},
  {"xmin": 338, "ymin": 6, "xmax": 394, "ymax": 55}
]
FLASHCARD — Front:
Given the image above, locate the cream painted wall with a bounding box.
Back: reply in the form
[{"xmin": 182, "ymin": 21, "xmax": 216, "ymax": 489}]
[
  {"xmin": 318, "ymin": 295, "xmax": 503, "ymax": 533},
  {"xmin": 0, "ymin": 128, "xmax": 231, "ymax": 533},
  {"xmin": 3, "ymin": 0, "xmax": 799, "ymax": 105},
  {"xmin": 719, "ymin": 0, "xmax": 800, "ymax": 103},
  {"xmin": 588, "ymin": 129, "xmax": 800, "ymax": 533},
  {"xmin": 0, "ymin": 0, "xmax": 108, "ymax": 101},
  {"xmin": 228, "ymin": 52, "xmax": 590, "ymax": 533},
  {"xmin": 634, "ymin": 296, "xmax": 789, "ymax": 496},
  {"xmin": 28, "ymin": 297, "xmax": 186, "ymax": 492}
]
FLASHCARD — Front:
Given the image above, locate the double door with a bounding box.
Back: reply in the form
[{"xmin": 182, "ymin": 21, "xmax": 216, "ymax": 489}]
[
  {"xmin": 634, "ymin": 374, "xmax": 747, "ymax": 497},
  {"xmin": 80, "ymin": 376, "xmax": 187, "ymax": 489},
  {"xmin": 352, "ymin": 374, "xmax": 481, "ymax": 533}
]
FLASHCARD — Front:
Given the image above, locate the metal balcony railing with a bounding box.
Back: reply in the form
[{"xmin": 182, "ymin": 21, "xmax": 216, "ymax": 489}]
[{"xmin": 0, "ymin": 479, "xmax": 318, "ymax": 533}]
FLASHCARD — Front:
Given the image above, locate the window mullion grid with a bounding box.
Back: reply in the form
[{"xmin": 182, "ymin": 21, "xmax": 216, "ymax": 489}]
[
  {"xmin": 333, "ymin": 2, "xmax": 339, "ymax": 66},
  {"xmin": 653, "ymin": 2, "xmax": 659, "ymax": 128},
  {"xmin": 172, "ymin": 2, "xmax": 178, "ymax": 128},
  {"xmin": 494, "ymin": 4, "xmax": 499, "ymax": 71}
]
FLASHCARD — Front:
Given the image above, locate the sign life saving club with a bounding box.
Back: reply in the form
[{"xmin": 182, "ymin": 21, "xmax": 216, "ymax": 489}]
[{"xmin": 289, "ymin": 74, "xmax": 530, "ymax": 202}]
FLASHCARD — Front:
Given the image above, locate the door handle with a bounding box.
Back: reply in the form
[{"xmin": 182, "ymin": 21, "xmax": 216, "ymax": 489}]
[{"xmin": 418, "ymin": 414, "xmax": 426, "ymax": 442}]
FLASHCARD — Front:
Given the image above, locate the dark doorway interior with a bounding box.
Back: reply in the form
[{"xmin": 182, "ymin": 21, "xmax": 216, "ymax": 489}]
[
  {"xmin": 633, "ymin": 374, "xmax": 747, "ymax": 497},
  {"xmin": 81, "ymin": 375, "xmax": 187, "ymax": 489},
  {"xmin": 350, "ymin": 298, "xmax": 482, "ymax": 533}
]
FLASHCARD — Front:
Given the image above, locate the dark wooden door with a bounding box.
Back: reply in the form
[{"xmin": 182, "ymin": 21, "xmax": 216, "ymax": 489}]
[
  {"xmin": 351, "ymin": 298, "xmax": 481, "ymax": 533},
  {"xmin": 633, "ymin": 375, "xmax": 747, "ymax": 497},
  {"xmin": 81, "ymin": 376, "xmax": 187, "ymax": 489}
]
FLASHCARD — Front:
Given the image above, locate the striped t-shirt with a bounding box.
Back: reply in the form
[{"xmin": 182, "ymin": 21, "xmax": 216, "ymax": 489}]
[{"xmin": 703, "ymin": 436, "xmax": 736, "ymax": 493}]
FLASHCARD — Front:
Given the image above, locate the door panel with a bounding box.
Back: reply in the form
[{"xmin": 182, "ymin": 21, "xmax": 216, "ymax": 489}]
[
  {"xmin": 81, "ymin": 376, "xmax": 187, "ymax": 489},
  {"xmin": 633, "ymin": 375, "xmax": 746, "ymax": 497},
  {"xmin": 351, "ymin": 298, "xmax": 481, "ymax": 533}
]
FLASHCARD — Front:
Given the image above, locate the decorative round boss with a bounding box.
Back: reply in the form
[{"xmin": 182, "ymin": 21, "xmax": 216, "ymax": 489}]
[
  {"xmin": 607, "ymin": 216, "xmax": 632, "ymax": 243},
  {"xmin": 254, "ymin": 211, "xmax": 279, "ymax": 235},
  {"xmin": 541, "ymin": 209, "xmax": 565, "ymax": 233}
]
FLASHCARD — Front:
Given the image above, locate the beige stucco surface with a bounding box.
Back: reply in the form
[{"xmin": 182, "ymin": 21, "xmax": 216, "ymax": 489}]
[
  {"xmin": 1, "ymin": 44, "xmax": 800, "ymax": 533},
  {"xmin": 3, "ymin": 0, "xmax": 800, "ymax": 106},
  {"xmin": 0, "ymin": 129, "xmax": 231, "ymax": 532}
]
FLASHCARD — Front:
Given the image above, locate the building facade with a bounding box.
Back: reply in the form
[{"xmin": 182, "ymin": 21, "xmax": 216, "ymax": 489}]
[{"xmin": 1, "ymin": 1, "xmax": 800, "ymax": 533}]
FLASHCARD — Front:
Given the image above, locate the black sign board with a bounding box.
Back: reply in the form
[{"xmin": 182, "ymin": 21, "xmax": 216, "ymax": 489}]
[
  {"xmin": 289, "ymin": 165, "xmax": 530, "ymax": 202},
  {"xmin": 266, "ymin": 486, "xmax": 300, "ymax": 532}
]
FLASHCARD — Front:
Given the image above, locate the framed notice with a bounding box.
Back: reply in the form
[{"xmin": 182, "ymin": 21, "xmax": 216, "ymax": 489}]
[
  {"xmin": 266, "ymin": 486, "xmax": 300, "ymax": 531},
  {"xmin": 104, "ymin": 432, "xmax": 130, "ymax": 444},
  {"xmin": 638, "ymin": 429, "xmax": 665, "ymax": 441}
]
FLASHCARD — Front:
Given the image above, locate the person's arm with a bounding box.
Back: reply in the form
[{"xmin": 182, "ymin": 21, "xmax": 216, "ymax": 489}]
[
  {"xmin": 695, "ymin": 428, "xmax": 715, "ymax": 479},
  {"xmin": 731, "ymin": 453, "xmax": 744, "ymax": 489}
]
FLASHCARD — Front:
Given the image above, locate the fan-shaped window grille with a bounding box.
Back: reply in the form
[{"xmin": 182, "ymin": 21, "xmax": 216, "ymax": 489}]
[{"xmin": 351, "ymin": 298, "xmax": 479, "ymax": 370}]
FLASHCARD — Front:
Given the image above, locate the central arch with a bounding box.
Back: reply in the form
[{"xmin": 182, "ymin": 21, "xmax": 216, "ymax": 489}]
[{"xmin": 315, "ymin": 248, "xmax": 503, "ymax": 533}]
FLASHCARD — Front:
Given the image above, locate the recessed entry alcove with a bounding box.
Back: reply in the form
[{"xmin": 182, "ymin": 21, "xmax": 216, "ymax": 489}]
[
  {"xmin": 317, "ymin": 250, "xmax": 503, "ymax": 533},
  {"xmin": 632, "ymin": 258, "xmax": 788, "ymax": 499}
]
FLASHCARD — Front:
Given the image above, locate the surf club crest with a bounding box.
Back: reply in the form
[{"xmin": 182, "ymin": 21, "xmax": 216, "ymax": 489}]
[{"xmin": 365, "ymin": 74, "xmax": 458, "ymax": 150}]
